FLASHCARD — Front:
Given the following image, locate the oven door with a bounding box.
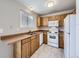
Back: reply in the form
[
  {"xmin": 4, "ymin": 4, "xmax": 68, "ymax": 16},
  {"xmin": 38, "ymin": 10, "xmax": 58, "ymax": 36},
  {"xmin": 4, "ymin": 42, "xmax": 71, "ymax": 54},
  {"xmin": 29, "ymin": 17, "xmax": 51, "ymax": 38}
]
[{"xmin": 48, "ymin": 33, "xmax": 58, "ymax": 44}]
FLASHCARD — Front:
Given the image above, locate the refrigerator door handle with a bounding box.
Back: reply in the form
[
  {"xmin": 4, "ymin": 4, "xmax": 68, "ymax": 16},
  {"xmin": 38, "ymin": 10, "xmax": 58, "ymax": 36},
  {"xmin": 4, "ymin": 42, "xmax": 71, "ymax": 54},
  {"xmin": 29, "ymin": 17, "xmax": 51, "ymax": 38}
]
[{"xmin": 67, "ymin": 33, "xmax": 70, "ymax": 34}]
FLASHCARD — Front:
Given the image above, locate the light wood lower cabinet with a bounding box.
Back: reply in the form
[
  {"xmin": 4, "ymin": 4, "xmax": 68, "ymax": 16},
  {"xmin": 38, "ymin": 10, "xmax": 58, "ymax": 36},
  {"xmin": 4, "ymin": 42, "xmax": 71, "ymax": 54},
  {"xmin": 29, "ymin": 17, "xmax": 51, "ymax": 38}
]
[
  {"xmin": 30, "ymin": 35, "xmax": 40, "ymax": 56},
  {"xmin": 59, "ymin": 33, "xmax": 64, "ymax": 48},
  {"xmin": 30, "ymin": 36, "xmax": 36, "ymax": 55},
  {"xmin": 13, "ymin": 41, "xmax": 21, "ymax": 58},
  {"xmin": 14, "ymin": 34, "xmax": 40, "ymax": 58},
  {"xmin": 22, "ymin": 41, "xmax": 31, "ymax": 58},
  {"xmin": 36, "ymin": 34, "xmax": 40, "ymax": 49},
  {"xmin": 43, "ymin": 32, "xmax": 47, "ymax": 44}
]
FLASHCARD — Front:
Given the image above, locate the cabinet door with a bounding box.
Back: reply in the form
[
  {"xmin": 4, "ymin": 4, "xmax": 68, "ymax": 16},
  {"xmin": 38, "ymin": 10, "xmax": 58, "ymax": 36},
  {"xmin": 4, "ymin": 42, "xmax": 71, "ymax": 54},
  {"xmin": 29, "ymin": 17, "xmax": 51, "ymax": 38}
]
[
  {"xmin": 42, "ymin": 17, "xmax": 48, "ymax": 26},
  {"xmin": 59, "ymin": 34, "xmax": 64, "ymax": 48},
  {"xmin": 48, "ymin": 16, "xmax": 56, "ymax": 21},
  {"xmin": 59, "ymin": 16, "xmax": 64, "ymax": 27},
  {"xmin": 37, "ymin": 17, "xmax": 42, "ymax": 27},
  {"xmin": 30, "ymin": 37, "xmax": 36, "ymax": 55},
  {"xmin": 43, "ymin": 32, "xmax": 47, "ymax": 44},
  {"xmin": 36, "ymin": 34, "xmax": 40, "ymax": 49},
  {"xmin": 22, "ymin": 42, "xmax": 31, "ymax": 58},
  {"xmin": 13, "ymin": 41, "xmax": 21, "ymax": 58}
]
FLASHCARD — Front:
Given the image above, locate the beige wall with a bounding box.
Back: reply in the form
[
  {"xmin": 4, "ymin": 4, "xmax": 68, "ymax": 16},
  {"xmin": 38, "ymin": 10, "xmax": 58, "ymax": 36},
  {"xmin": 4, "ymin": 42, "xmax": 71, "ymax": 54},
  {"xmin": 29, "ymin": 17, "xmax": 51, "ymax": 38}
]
[{"xmin": 0, "ymin": 0, "xmax": 38, "ymax": 35}]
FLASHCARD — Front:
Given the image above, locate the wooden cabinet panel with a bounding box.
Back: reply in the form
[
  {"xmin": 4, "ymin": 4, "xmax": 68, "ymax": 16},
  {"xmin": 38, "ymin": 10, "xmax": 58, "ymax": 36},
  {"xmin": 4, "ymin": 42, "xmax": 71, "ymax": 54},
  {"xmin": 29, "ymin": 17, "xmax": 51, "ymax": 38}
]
[
  {"xmin": 30, "ymin": 34, "xmax": 40, "ymax": 56},
  {"xmin": 13, "ymin": 41, "xmax": 21, "ymax": 58},
  {"xmin": 14, "ymin": 38, "xmax": 31, "ymax": 58},
  {"xmin": 59, "ymin": 15, "xmax": 67, "ymax": 27},
  {"xmin": 43, "ymin": 32, "xmax": 47, "ymax": 44},
  {"xmin": 22, "ymin": 38, "xmax": 30, "ymax": 44},
  {"xmin": 37, "ymin": 14, "xmax": 67, "ymax": 27},
  {"xmin": 59, "ymin": 33, "xmax": 64, "ymax": 48},
  {"xmin": 13, "ymin": 33, "xmax": 40, "ymax": 58},
  {"xmin": 30, "ymin": 36, "xmax": 36, "ymax": 55},
  {"xmin": 22, "ymin": 42, "xmax": 31, "ymax": 58},
  {"xmin": 37, "ymin": 17, "xmax": 42, "ymax": 27},
  {"xmin": 48, "ymin": 16, "xmax": 56, "ymax": 21},
  {"xmin": 42, "ymin": 17, "xmax": 48, "ymax": 26},
  {"xmin": 59, "ymin": 16, "xmax": 64, "ymax": 27},
  {"xmin": 36, "ymin": 34, "xmax": 40, "ymax": 49}
]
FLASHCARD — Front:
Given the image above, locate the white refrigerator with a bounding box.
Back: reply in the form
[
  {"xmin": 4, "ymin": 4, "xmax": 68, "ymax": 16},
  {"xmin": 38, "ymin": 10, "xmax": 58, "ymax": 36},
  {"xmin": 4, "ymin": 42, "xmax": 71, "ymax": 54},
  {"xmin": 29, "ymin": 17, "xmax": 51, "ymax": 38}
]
[{"xmin": 64, "ymin": 14, "xmax": 76, "ymax": 58}]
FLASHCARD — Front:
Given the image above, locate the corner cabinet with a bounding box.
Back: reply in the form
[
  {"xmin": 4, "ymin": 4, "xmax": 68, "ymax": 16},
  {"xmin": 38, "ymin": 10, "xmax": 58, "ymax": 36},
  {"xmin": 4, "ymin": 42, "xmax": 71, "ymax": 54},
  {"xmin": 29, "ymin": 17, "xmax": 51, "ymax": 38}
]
[
  {"xmin": 37, "ymin": 16, "xmax": 42, "ymax": 27},
  {"xmin": 37, "ymin": 17, "xmax": 48, "ymax": 27},
  {"xmin": 13, "ymin": 38, "xmax": 31, "ymax": 58}
]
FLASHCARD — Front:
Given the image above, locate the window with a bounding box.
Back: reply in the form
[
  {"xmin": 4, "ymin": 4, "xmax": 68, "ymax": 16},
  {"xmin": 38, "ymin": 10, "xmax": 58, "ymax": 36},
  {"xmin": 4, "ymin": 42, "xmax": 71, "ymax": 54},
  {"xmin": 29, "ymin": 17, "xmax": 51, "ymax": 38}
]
[
  {"xmin": 20, "ymin": 11, "xmax": 34, "ymax": 28},
  {"xmin": 27, "ymin": 15, "xmax": 34, "ymax": 27}
]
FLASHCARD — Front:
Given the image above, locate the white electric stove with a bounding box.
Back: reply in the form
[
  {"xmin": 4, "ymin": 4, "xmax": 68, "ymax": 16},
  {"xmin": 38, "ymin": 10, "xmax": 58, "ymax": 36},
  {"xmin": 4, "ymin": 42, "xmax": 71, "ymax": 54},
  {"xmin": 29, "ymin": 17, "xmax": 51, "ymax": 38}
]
[{"xmin": 48, "ymin": 21, "xmax": 59, "ymax": 48}]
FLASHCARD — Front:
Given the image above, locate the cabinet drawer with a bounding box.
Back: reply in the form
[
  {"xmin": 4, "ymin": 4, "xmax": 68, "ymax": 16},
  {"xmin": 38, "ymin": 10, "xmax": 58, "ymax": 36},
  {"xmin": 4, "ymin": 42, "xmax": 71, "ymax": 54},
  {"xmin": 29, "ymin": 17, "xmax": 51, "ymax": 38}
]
[
  {"xmin": 22, "ymin": 38, "xmax": 31, "ymax": 44},
  {"xmin": 31, "ymin": 36, "xmax": 36, "ymax": 40}
]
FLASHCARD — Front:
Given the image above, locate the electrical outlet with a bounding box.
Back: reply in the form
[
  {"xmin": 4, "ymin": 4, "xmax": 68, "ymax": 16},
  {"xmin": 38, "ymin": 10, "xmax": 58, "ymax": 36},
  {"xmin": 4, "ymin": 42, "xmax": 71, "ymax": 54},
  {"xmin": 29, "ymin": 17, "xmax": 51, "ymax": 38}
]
[
  {"xmin": 17, "ymin": 28, "xmax": 20, "ymax": 31},
  {"xmin": 0, "ymin": 29, "xmax": 3, "ymax": 34}
]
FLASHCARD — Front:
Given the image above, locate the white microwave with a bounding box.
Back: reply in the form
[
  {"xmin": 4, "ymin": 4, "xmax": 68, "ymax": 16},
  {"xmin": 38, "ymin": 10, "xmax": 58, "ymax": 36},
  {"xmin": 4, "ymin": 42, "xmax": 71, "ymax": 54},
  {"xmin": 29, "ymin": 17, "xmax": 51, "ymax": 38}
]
[{"xmin": 48, "ymin": 21, "xmax": 59, "ymax": 27}]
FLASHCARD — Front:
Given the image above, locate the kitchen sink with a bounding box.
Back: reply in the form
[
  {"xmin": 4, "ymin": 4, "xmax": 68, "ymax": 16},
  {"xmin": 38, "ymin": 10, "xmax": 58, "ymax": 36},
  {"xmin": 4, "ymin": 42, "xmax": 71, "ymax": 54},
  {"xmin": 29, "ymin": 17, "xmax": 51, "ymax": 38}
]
[{"xmin": 27, "ymin": 31, "xmax": 37, "ymax": 35}]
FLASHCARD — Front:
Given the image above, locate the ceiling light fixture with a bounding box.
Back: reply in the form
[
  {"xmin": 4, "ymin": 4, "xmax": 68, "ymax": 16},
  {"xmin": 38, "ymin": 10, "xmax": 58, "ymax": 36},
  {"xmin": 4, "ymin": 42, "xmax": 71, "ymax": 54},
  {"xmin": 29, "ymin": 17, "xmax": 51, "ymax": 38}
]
[
  {"xmin": 46, "ymin": 0, "xmax": 57, "ymax": 8},
  {"xmin": 47, "ymin": 1, "xmax": 54, "ymax": 7},
  {"xmin": 30, "ymin": 7, "xmax": 34, "ymax": 11}
]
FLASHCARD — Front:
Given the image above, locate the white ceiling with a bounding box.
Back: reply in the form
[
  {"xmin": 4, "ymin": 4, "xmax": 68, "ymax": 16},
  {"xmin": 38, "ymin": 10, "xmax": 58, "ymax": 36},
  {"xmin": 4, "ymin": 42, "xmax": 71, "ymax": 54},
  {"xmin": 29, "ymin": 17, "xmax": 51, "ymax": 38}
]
[{"xmin": 16, "ymin": 0, "xmax": 76, "ymax": 16}]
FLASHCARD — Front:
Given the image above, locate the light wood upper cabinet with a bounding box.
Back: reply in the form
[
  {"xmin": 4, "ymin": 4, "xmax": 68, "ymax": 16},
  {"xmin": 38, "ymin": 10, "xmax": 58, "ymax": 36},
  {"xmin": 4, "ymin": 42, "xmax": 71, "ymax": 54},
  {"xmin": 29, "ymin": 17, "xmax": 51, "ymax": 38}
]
[
  {"xmin": 48, "ymin": 16, "xmax": 56, "ymax": 21},
  {"xmin": 37, "ymin": 14, "xmax": 67, "ymax": 27},
  {"xmin": 42, "ymin": 17, "xmax": 48, "ymax": 26},
  {"xmin": 55, "ymin": 16, "xmax": 61, "ymax": 20},
  {"xmin": 37, "ymin": 16, "xmax": 48, "ymax": 27},
  {"xmin": 37, "ymin": 16, "xmax": 42, "ymax": 27},
  {"xmin": 59, "ymin": 16, "xmax": 64, "ymax": 27},
  {"xmin": 59, "ymin": 15, "xmax": 67, "ymax": 27}
]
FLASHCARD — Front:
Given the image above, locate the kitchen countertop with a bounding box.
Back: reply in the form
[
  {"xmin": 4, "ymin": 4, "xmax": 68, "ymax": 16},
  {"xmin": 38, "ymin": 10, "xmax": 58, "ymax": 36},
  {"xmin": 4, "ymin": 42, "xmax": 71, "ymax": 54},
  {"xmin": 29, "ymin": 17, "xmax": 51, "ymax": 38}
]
[
  {"xmin": 1, "ymin": 34, "xmax": 32, "ymax": 45},
  {"xmin": 0, "ymin": 29, "xmax": 48, "ymax": 44},
  {"xmin": 0, "ymin": 28, "xmax": 49, "ymax": 45}
]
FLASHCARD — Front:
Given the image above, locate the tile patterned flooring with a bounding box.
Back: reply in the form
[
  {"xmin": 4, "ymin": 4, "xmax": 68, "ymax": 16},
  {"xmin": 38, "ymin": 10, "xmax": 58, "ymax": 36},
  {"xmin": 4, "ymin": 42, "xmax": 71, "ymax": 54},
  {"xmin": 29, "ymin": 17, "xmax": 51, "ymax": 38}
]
[{"xmin": 31, "ymin": 44, "xmax": 64, "ymax": 58}]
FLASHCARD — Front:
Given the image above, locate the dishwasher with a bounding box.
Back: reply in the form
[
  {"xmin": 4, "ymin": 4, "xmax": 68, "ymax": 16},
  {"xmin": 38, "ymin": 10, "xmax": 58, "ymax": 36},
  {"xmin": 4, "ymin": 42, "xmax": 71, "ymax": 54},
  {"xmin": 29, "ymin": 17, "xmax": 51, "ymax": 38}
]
[{"xmin": 40, "ymin": 32, "xmax": 43, "ymax": 46}]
